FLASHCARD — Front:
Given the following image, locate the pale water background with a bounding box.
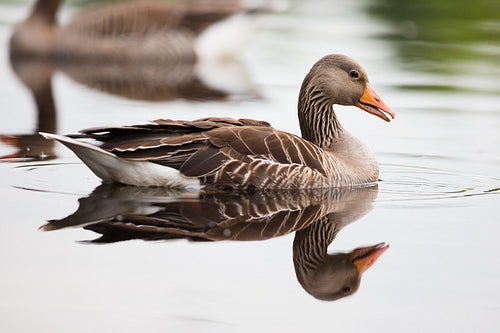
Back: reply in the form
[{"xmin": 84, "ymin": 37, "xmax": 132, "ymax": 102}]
[{"xmin": 0, "ymin": 0, "xmax": 499, "ymax": 332}]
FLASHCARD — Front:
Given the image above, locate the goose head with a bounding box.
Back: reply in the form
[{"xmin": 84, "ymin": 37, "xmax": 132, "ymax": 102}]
[
  {"xmin": 296, "ymin": 243, "xmax": 389, "ymax": 301},
  {"xmin": 299, "ymin": 54, "xmax": 395, "ymax": 122}
]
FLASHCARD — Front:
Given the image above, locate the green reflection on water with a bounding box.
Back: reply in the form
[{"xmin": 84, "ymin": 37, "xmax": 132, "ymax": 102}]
[{"xmin": 367, "ymin": 0, "xmax": 500, "ymax": 74}]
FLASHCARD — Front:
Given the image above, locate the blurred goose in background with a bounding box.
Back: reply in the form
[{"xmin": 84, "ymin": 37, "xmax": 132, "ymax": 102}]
[
  {"xmin": 5, "ymin": 0, "xmax": 271, "ymax": 160},
  {"xmin": 43, "ymin": 184, "xmax": 387, "ymax": 301},
  {"xmin": 10, "ymin": 0, "xmax": 281, "ymax": 62},
  {"xmin": 9, "ymin": 0, "xmax": 270, "ymax": 99},
  {"xmin": 42, "ymin": 54, "xmax": 395, "ymax": 189}
]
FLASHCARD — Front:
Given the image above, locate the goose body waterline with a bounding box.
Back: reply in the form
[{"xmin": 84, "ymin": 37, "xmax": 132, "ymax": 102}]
[
  {"xmin": 10, "ymin": 0, "xmax": 272, "ymax": 62},
  {"xmin": 42, "ymin": 54, "xmax": 395, "ymax": 189}
]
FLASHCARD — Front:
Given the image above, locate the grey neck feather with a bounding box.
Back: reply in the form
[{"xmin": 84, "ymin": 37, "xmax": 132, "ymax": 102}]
[
  {"xmin": 293, "ymin": 216, "xmax": 338, "ymax": 277},
  {"xmin": 298, "ymin": 84, "xmax": 343, "ymax": 149}
]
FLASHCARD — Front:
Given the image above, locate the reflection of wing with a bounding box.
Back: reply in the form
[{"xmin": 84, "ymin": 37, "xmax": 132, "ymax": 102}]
[
  {"xmin": 56, "ymin": 58, "xmax": 259, "ymax": 102},
  {"xmin": 43, "ymin": 184, "xmax": 378, "ymax": 243},
  {"xmin": 43, "ymin": 184, "xmax": 386, "ymax": 302},
  {"xmin": 58, "ymin": 62, "xmax": 228, "ymax": 102}
]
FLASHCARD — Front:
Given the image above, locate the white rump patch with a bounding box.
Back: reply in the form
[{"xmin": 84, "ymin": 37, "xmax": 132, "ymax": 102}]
[{"xmin": 40, "ymin": 132, "xmax": 201, "ymax": 189}]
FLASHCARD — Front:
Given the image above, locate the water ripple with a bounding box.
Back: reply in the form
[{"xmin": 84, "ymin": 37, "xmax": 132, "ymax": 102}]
[
  {"xmin": 377, "ymin": 154, "xmax": 500, "ymax": 205},
  {"xmin": 2, "ymin": 156, "xmax": 499, "ymax": 206}
]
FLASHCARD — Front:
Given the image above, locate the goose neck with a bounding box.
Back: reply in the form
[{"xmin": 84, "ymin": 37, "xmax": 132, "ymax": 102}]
[
  {"xmin": 30, "ymin": 0, "xmax": 62, "ymax": 24},
  {"xmin": 298, "ymin": 86, "xmax": 344, "ymax": 149},
  {"xmin": 293, "ymin": 217, "xmax": 338, "ymax": 274}
]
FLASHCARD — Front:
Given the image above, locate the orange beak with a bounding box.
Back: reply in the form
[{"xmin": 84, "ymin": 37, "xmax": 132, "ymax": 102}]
[
  {"xmin": 356, "ymin": 83, "xmax": 395, "ymax": 122},
  {"xmin": 351, "ymin": 243, "xmax": 389, "ymax": 274}
]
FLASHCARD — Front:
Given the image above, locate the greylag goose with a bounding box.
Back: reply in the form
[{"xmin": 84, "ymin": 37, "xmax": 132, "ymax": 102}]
[
  {"xmin": 43, "ymin": 184, "xmax": 387, "ymax": 301},
  {"xmin": 41, "ymin": 54, "xmax": 395, "ymax": 189},
  {"xmin": 10, "ymin": 0, "xmax": 274, "ymax": 62}
]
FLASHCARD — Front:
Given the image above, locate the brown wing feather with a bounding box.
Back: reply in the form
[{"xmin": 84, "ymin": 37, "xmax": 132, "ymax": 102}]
[
  {"xmin": 205, "ymin": 127, "xmax": 328, "ymax": 177},
  {"xmin": 70, "ymin": 117, "xmax": 329, "ymax": 188},
  {"xmin": 179, "ymin": 146, "xmax": 228, "ymax": 177},
  {"xmin": 71, "ymin": 117, "xmax": 270, "ymax": 148}
]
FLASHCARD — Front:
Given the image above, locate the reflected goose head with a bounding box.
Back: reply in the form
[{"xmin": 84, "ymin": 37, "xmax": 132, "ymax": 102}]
[
  {"xmin": 296, "ymin": 243, "xmax": 388, "ymax": 301},
  {"xmin": 300, "ymin": 54, "xmax": 395, "ymax": 122}
]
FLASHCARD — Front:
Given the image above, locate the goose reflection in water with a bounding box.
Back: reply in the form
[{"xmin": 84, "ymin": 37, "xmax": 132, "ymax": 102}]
[
  {"xmin": 1, "ymin": 59, "xmax": 56, "ymax": 161},
  {"xmin": 3, "ymin": 0, "xmax": 269, "ymax": 161},
  {"xmin": 44, "ymin": 184, "xmax": 388, "ymax": 301}
]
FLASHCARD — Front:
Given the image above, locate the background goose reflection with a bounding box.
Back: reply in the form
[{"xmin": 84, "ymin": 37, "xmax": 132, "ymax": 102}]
[
  {"xmin": 44, "ymin": 184, "xmax": 386, "ymax": 301},
  {"xmin": 0, "ymin": 58, "xmax": 56, "ymax": 160}
]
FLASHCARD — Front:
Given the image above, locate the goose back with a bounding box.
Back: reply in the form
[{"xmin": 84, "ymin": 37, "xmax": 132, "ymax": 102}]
[{"xmin": 64, "ymin": 0, "xmax": 243, "ymax": 36}]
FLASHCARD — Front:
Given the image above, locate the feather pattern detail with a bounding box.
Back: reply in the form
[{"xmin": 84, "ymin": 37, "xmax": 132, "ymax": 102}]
[{"xmin": 69, "ymin": 117, "xmax": 343, "ymax": 189}]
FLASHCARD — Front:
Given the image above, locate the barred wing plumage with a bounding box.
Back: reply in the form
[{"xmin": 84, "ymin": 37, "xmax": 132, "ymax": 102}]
[{"xmin": 71, "ymin": 117, "xmax": 336, "ymax": 189}]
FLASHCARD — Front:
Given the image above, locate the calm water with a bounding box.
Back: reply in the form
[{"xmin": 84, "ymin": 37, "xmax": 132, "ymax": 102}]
[{"xmin": 1, "ymin": 0, "xmax": 499, "ymax": 332}]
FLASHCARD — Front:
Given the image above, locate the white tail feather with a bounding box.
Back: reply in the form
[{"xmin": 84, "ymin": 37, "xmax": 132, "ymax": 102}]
[{"xmin": 40, "ymin": 132, "xmax": 200, "ymax": 189}]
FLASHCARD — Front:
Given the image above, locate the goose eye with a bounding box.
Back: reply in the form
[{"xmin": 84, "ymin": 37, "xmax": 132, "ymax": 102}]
[
  {"xmin": 349, "ymin": 70, "xmax": 359, "ymax": 79},
  {"xmin": 341, "ymin": 287, "xmax": 351, "ymax": 294}
]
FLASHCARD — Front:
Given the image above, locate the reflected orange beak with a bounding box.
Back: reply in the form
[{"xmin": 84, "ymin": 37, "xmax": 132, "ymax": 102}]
[
  {"xmin": 355, "ymin": 83, "xmax": 395, "ymax": 122},
  {"xmin": 351, "ymin": 243, "xmax": 389, "ymax": 274}
]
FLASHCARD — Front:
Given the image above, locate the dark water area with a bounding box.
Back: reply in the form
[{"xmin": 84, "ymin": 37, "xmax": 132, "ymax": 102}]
[{"xmin": 0, "ymin": 0, "xmax": 499, "ymax": 332}]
